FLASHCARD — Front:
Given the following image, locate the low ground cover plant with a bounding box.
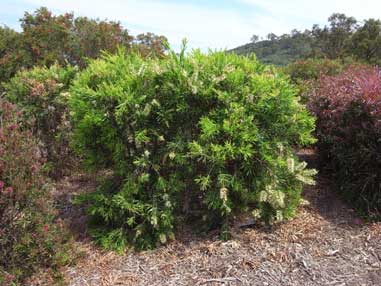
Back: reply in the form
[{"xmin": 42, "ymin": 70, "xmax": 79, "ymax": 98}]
[
  {"xmin": 69, "ymin": 46, "xmax": 316, "ymax": 251},
  {"xmin": 309, "ymin": 67, "xmax": 381, "ymax": 218},
  {"xmin": 0, "ymin": 100, "xmax": 74, "ymax": 285}
]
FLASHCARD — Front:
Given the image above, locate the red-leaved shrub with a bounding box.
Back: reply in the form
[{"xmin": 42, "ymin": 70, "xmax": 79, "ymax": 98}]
[
  {"xmin": 0, "ymin": 100, "xmax": 74, "ymax": 285},
  {"xmin": 309, "ymin": 66, "xmax": 381, "ymax": 218}
]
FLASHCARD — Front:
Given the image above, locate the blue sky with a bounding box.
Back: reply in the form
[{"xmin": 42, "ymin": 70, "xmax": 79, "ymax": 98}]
[{"xmin": 1, "ymin": 0, "xmax": 381, "ymax": 51}]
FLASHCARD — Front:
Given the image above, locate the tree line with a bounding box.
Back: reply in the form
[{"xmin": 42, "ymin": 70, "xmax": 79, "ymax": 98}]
[
  {"xmin": 231, "ymin": 13, "xmax": 381, "ymax": 66},
  {"xmin": 0, "ymin": 7, "xmax": 168, "ymax": 87}
]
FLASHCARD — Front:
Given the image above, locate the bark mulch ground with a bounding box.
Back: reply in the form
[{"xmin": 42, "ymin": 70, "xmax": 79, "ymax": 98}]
[{"xmin": 41, "ymin": 150, "xmax": 381, "ymax": 285}]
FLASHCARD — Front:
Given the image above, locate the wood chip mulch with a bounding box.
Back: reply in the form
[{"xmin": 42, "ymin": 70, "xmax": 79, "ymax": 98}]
[{"xmin": 31, "ymin": 151, "xmax": 381, "ymax": 286}]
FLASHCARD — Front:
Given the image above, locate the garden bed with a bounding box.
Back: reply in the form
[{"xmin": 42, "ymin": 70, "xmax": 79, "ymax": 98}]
[{"xmin": 29, "ymin": 150, "xmax": 381, "ymax": 286}]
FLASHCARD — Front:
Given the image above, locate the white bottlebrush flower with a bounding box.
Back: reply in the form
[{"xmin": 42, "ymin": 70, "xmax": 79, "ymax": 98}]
[
  {"xmin": 252, "ymin": 209, "xmax": 262, "ymax": 219},
  {"xmin": 287, "ymin": 157, "xmax": 295, "ymax": 173},
  {"xmin": 259, "ymin": 184, "xmax": 285, "ymax": 209},
  {"xmin": 219, "ymin": 187, "xmax": 228, "ymax": 202},
  {"xmin": 275, "ymin": 210, "xmax": 284, "ymax": 222},
  {"xmin": 294, "ymin": 161, "xmax": 317, "ymax": 185},
  {"xmin": 138, "ymin": 64, "xmax": 146, "ymax": 76},
  {"xmin": 169, "ymin": 152, "xmax": 176, "ymax": 160},
  {"xmin": 158, "ymin": 135, "xmax": 165, "ymax": 142},
  {"xmin": 60, "ymin": 91, "xmax": 70, "ymax": 98},
  {"xmin": 159, "ymin": 233, "xmax": 167, "ymax": 244}
]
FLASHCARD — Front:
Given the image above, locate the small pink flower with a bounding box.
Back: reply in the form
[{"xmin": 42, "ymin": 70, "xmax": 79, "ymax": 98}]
[
  {"xmin": 0, "ymin": 181, "xmax": 4, "ymax": 189},
  {"xmin": 7, "ymin": 124, "xmax": 17, "ymax": 131},
  {"xmin": 5, "ymin": 274, "xmax": 15, "ymax": 282},
  {"xmin": 43, "ymin": 224, "xmax": 49, "ymax": 232},
  {"xmin": 5, "ymin": 187, "xmax": 13, "ymax": 194}
]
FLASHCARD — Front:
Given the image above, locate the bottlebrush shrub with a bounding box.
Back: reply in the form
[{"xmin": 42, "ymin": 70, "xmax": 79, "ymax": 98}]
[
  {"xmin": 69, "ymin": 46, "xmax": 316, "ymax": 251},
  {"xmin": 4, "ymin": 64, "xmax": 77, "ymax": 177},
  {"xmin": 309, "ymin": 67, "xmax": 381, "ymax": 218},
  {"xmin": 0, "ymin": 100, "xmax": 74, "ymax": 284}
]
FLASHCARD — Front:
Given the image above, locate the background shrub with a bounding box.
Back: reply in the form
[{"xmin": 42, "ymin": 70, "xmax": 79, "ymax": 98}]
[
  {"xmin": 0, "ymin": 26, "xmax": 31, "ymax": 92},
  {"xmin": 285, "ymin": 58, "xmax": 345, "ymax": 83},
  {"xmin": 0, "ymin": 7, "xmax": 168, "ymax": 86},
  {"xmin": 70, "ymin": 47, "xmax": 316, "ymax": 251},
  {"xmin": 283, "ymin": 58, "xmax": 347, "ymax": 104},
  {"xmin": 4, "ymin": 64, "xmax": 77, "ymax": 177},
  {"xmin": 309, "ymin": 67, "xmax": 381, "ymax": 218},
  {"xmin": 0, "ymin": 100, "xmax": 74, "ymax": 285}
]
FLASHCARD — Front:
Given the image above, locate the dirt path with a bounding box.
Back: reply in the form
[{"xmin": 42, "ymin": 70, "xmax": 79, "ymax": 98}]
[{"xmin": 49, "ymin": 152, "xmax": 381, "ymax": 286}]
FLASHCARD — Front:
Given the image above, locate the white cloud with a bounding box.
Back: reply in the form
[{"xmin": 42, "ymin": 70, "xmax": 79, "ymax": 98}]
[{"xmin": 20, "ymin": 0, "xmax": 381, "ymax": 51}]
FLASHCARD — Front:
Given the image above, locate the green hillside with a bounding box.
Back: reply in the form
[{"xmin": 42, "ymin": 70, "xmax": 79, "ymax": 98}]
[
  {"xmin": 230, "ymin": 13, "xmax": 381, "ymax": 66},
  {"xmin": 230, "ymin": 31, "xmax": 313, "ymax": 66}
]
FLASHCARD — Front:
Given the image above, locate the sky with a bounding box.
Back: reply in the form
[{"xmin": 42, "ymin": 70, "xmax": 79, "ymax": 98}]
[{"xmin": 1, "ymin": 0, "xmax": 381, "ymax": 51}]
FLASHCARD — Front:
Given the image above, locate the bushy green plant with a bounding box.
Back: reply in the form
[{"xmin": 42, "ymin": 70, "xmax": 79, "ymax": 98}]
[
  {"xmin": 0, "ymin": 100, "xmax": 74, "ymax": 285},
  {"xmin": 4, "ymin": 64, "xmax": 77, "ymax": 177},
  {"xmin": 309, "ymin": 67, "xmax": 381, "ymax": 219},
  {"xmin": 285, "ymin": 58, "xmax": 345, "ymax": 83},
  {"xmin": 283, "ymin": 58, "xmax": 345, "ymax": 103},
  {"xmin": 70, "ymin": 46, "xmax": 316, "ymax": 251},
  {"xmin": 283, "ymin": 58, "xmax": 365, "ymax": 105}
]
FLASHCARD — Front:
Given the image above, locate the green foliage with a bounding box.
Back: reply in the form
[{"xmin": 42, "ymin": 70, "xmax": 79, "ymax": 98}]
[
  {"xmin": 283, "ymin": 58, "xmax": 347, "ymax": 103},
  {"xmin": 230, "ymin": 30, "xmax": 313, "ymax": 66},
  {"xmin": 351, "ymin": 19, "xmax": 381, "ymax": 64},
  {"xmin": 284, "ymin": 58, "xmax": 345, "ymax": 83},
  {"xmin": 311, "ymin": 13, "xmax": 357, "ymax": 59},
  {"xmin": 70, "ymin": 45, "xmax": 316, "ymax": 251},
  {"xmin": 0, "ymin": 100, "xmax": 75, "ymax": 285},
  {"xmin": 4, "ymin": 64, "xmax": 77, "ymax": 177},
  {"xmin": 231, "ymin": 13, "xmax": 381, "ymax": 66},
  {"xmin": 308, "ymin": 67, "xmax": 381, "ymax": 219}
]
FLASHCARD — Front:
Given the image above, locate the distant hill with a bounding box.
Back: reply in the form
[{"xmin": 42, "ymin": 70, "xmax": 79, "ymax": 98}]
[{"xmin": 230, "ymin": 32, "xmax": 313, "ymax": 66}]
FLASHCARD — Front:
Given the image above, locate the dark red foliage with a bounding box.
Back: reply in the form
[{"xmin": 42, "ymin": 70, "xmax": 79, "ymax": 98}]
[{"xmin": 309, "ymin": 66, "xmax": 381, "ymax": 218}]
